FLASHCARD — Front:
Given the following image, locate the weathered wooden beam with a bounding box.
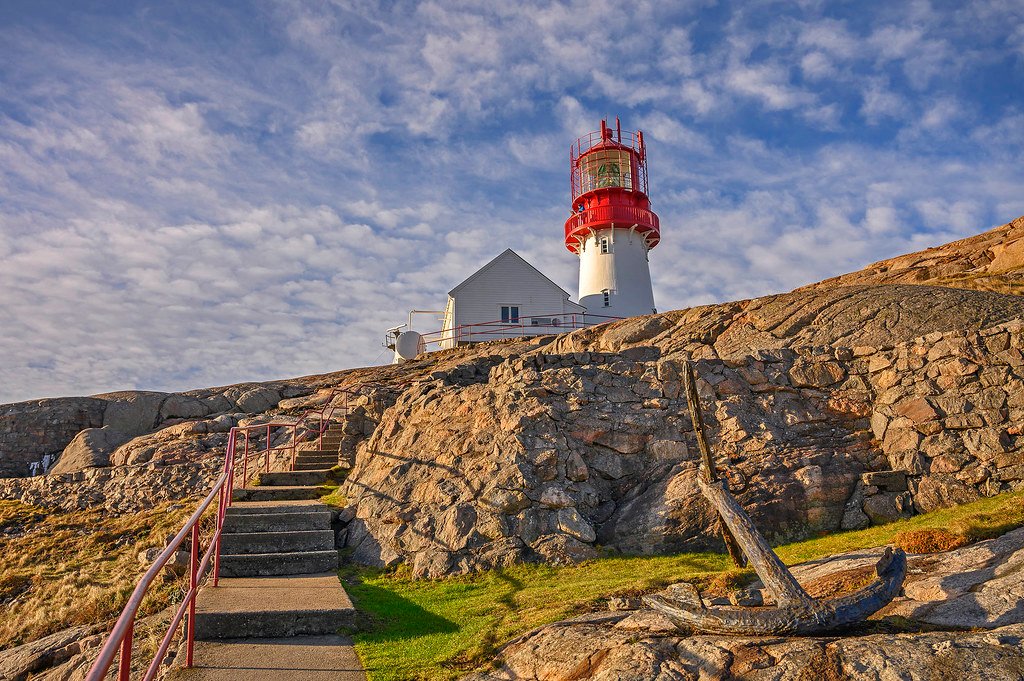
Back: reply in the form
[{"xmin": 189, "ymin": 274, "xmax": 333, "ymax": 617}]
[
  {"xmin": 647, "ymin": 360, "xmax": 908, "ymax": 635},
  {"xmin": 699, "ymin": 478, "xmax": 812, "ymax": 607},
  {"xmin": 682, "ymin": 360, "xmax": 746, "ymax": 568},
  {"xmin": 644, "ymin": 545, "xmax": 906, "ymax": 635}
]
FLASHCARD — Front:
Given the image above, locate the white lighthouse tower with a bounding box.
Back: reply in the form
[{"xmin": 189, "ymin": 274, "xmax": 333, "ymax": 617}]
[{"xmin": 564, "ymin": 118, "xmax": 660, "ymax": 318}]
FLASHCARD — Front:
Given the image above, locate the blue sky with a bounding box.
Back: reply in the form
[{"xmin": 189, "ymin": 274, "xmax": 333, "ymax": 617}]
[{"xmin": 1, "ymin": 0, "xmax": 1023, "ymax": 403}]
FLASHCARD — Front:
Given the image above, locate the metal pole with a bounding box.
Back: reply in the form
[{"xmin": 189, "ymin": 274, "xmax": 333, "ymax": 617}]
[
  {"xmin": 186, "ymin": 523, "xmax": 199, "ymax": 667},
  {"xmin": 265, "ymin": 425, "xmax": 271, "ymax": 473},
  {"xmin": 213, "ymin": 482, "xmax": 223, "ymax": 587},
  {"xmin": 291, "ymin": 425, "xmax": 297, "ymax": 471},
  {"xmin": 242, "ymin": 431, "xmax": 249, "ymax": 489},
  {"xmin": 117, "ymin": 621, "xmax": 133, "ymax": 681}
]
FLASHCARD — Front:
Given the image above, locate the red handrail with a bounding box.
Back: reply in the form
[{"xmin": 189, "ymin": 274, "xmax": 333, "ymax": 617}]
[
  {"xmin": 417, "ymin": 311, "xmax": 621, "ymax": 348},
  {"xmin": 86, "ymin": 421, "xmax": 300, "ymax": 680},
  {"xmin": 85, "ymin": 436, "xmax": 233, "ymax": 681},
  {"xmin": 85, "ymin": 380, "xmax": 411, "ymax": 679}
]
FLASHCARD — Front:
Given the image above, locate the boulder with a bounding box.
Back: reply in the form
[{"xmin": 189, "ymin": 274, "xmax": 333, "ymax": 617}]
[
  {"xmin": 788, "ymin": 360, "xmax": 845, "ymax": 388},
  {"xmin": 100, "ymin": 391, "xmax": 167, "ymax": 436},
  {"xmin": 232, "ymin": 387, "xmax": 281, "ymax": 413},
  {"xmin": 530, "ymin": 534, "xmax": 598, "ymax": 565},
  {"xmin": 49, "ymin": 426, "xmax": 131, "ymax": 475},
  {"xmin": 914, "ymin": 474, "xmax": 982, "ymax": 513},
  {"xmin": 158, "ymin": 394, "xmax": 209, "ymax": 421},
  {"xmin": 554, "ymin": 508, "xmax": 596, "ymax": 543}
]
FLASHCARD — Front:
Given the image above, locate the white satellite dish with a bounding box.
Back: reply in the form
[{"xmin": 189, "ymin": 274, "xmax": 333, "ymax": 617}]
[{"xmin": 392, "ymin": 330, "xmax": 424, "ymax": 363}]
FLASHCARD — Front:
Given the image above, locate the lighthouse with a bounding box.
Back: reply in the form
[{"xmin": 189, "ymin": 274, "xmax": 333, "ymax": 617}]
[{"xmin": 564, "ymin": 118, "xmax": 660, "ymax": 318}]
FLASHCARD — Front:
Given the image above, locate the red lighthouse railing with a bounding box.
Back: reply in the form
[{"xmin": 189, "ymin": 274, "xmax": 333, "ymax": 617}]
[
  {"xmin": 564, "ymin": 118, "xmax": 660, "ymax": 254},
  {"xmin": 568, "ymin": 118, "xmax": 650, "ymax": 203}
]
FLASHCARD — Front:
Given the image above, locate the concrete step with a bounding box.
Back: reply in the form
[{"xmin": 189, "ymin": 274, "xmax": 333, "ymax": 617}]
[
  {"xmin": 220, "ymin": 530, "xmax": 335, "ymax": 555},
  {"xmin": 225, "ymin": 500, "xmax": 328, "ymax": 516},
  {"xmin": 218, "ymin": 551, "xmax": 337, "ymax": 577},
  {"xmin": 168, "ymin": 636, "xmax": 366, "ymax": 680},
  {"xmin": 232, "ymin": 486, "xmax": 325, "ymax": 503},
  {"xmin": 258, "ymin": 470, "xmax": 330, "ymax": 487},
  {"xmin": 223, "ymin": 510, "xmax": 333, "ymax": 533},
  {"xmin": 297, "ymin": 450, "xmax": 340, "ymax": 457},
  {"xmin": 193, "ymin": 575, "xmax": 355, "ymax": 639},
  {"xmin": 294, "ymin": 462, "xmax": 340, "ymax": 472},
  {"xmin": 293, "ymin": 456, "xmax": 339, "ymax": 466}
]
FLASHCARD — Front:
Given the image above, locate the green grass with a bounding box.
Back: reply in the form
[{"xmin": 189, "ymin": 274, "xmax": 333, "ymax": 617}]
[
  {"xmin": 342, "ymin": 488, "xmax": 1024, "ymax": 681},
  {"xmin": 318, "ymin": 466, "xmax": 351, "ymax": 507}
]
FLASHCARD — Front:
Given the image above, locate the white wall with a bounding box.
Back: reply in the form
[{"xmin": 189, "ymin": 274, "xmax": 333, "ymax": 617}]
[
  {"xmin": 442, "ymin": 252, "xmax": 584, "ymax": 347},
  {"xmin": 578, "ymin": 228, "xmax": 656, "ymax": 318}
]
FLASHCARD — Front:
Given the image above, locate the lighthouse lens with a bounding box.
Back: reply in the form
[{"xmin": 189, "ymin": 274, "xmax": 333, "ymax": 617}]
[{"xmin": 581, "ymin": 150, "xmax": 632, "ymax": 193}]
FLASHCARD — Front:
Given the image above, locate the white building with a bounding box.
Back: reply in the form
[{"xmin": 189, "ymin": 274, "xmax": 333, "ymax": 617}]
[
  {"xmin": 436, "ymin": 249, "xmax": 585, "ymax": 349},
  {"xmin": 387, "ymin": 119, "xmax": 661, "ymax": 362}
]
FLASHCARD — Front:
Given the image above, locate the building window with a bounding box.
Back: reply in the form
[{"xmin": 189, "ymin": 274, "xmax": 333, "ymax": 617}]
[
  {"xmin": 501, "ymin": 305, "xmax": 520, "ymax": 323},
  {"xmin": 599, "ymin": 237, "xmax": 610, "ymax": 254},
  {"xmin": 602, "ymin": 290, "xmax": 610, "ymax": 307}
]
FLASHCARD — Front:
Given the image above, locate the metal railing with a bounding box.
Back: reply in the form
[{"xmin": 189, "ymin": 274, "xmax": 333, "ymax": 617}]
[
  {"xmin": 83, "ymin": 382, "xmax": 393, "ymax": 680},
  {"xmin": 569, "ymin": 123, "xmax": 649, "ymax": 201},
  {"xmin": 563, "ymin": 204, "xmax": 661, "ymax": 253},
  {"xmin": 418, "ymin": 311, "xmax": 621, "ymax": 349}
]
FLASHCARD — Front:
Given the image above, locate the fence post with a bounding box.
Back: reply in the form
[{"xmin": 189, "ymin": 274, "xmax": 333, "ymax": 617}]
[
  {"xmin": 242, "ymin": 431, "xmax": 249, "ymax": 489},
  {"xmin": 291, "ymin": 425, "xmax": 297, "ymax": 471},
  {"xmin": 186, "ymin": 523, "xmax": 199, "ymax": 667},
  {"xmin": 117, "ymin": 620, "xmax": 133, "ymax": 681},
  {"xmin": 265, "ymin": 424, "xmax": 271, "ymax": 473}
]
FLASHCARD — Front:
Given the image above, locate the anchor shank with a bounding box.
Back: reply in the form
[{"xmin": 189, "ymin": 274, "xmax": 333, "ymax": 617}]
[
  {"xmin": 698, "ymin": 477, "xmax": 814, "ymax": 607},
  {"xmin": 683, "ymin": 361, "xmax": 747, "ymax": 567}
]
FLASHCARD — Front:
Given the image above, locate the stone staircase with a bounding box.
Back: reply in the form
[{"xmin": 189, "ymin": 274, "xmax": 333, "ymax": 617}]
[{"xmin": 171, "ymin": 423, "xmax": 365, "ymax": 679}]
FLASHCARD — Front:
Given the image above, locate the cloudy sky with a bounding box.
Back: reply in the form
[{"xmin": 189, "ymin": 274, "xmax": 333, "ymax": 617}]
[{"xmin": 1, "ymin": 0, "xmax": 1023, "ymax": 404}]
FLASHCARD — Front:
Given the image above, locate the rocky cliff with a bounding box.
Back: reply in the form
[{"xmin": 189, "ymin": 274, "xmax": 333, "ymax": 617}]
[
  {"xmin": 339, "ymin": 299, "xmax": 1024, "ymax": 576},
  {"xmin": 803, "ymin": 214, "xmax": 1024, "ymax": 295},
  {"xmin": 2, "ymin": 215, "xmax": 1024, "ymax": 574}
]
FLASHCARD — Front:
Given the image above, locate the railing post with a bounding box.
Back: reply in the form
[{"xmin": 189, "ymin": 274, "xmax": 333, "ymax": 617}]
[
  {"xmin": 186, "ymin": 523, "xmax": 199, "ymax": 667},
  {"xmin": 242, "ymin": 431, "xmax": 249, "ymax": 489},
  {"xmin": 214, "ymin": 454, "xmax": 226, "ymax": 587},
  {"xmin": 117, "ymin": 620, "xmax": 133, "ymax": 681},
  {"xmin": 291, "ymin": 425, "xmax": 297, "ymax": 471},
  {"xmin": 265, "ymin": 424, "xmax": 271, "ymax": 473}
]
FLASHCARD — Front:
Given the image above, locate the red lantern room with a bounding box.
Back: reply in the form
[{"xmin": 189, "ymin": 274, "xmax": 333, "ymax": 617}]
[{"xmin": 564, "ymin": 117, "xmax": 661, "ymax": 254}]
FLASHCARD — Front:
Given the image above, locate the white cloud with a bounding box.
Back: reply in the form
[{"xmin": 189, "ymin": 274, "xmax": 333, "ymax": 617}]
[
  {"xmin": 860, "ymin": 79, "xmax": 909, "ymax": 123},
  {"xmin": 725, "ymin": 60, "xmax": 815, "ymax": 111},
  {"xmin": 0, "ymin": 0, "xmax": 1022, "ymax": 404}
]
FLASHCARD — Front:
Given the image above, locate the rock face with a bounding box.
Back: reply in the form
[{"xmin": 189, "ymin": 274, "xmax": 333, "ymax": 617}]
[
  {"xmin": 466, "ymin": 618, "xmax": 1024, "ymax": 681},
  {"xmin": 0, "ymin": 623, "xmax": 104, "ymax": 681},
  {"xmin": 804, "ymin": 214, "xmax": 1024, "ymax": 295},
  {"xmin": 0, "ymin": 382, "xmax": 307, "ymax": 478},
  {"xmin": 465, "ymin": 528, "xmax": 1024, "ymax": 681},
  {"xmin": 339, "ymin": 312, "xmax": 1024, "ymax": 576},
  {"xmin": 546, "ymin": 284, "xmax": 1024, "ymax": 360},
  {"xmin": 0, "ymin": 398, "xmax": 106, "ymax": 477},
  {"xmin": 49, "ymin": 426, "xmax": 131, "ymax": 475},
  {"xmin": 0, "ymin": 460, "xmax": 222, "ymax": 513}
]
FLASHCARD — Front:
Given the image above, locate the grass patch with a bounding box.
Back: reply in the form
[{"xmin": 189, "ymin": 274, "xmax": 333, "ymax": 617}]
[
  {"xmin": 344, "ymin": 489, "xmax": 1024, "ymax": 680},
  {"xmin": 0, "ymin": 500, "xmax": 201, "ymax": 649},
  {"xmin": 775, "ymin": 488, "xmax": 1024, "ymax": 565},
  {"xmin": 320, "ymin": 483, "xmax": 346, "ymax": 508},
  {"xmin": 343, "ymin": 553, "xmax": 729, "ymax": 680}
]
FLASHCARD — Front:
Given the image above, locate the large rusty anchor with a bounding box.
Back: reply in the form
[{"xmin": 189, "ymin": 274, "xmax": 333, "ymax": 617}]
[{"xmin": 644, "ymin": 361, "xmax": 906, "ymax": 636}]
